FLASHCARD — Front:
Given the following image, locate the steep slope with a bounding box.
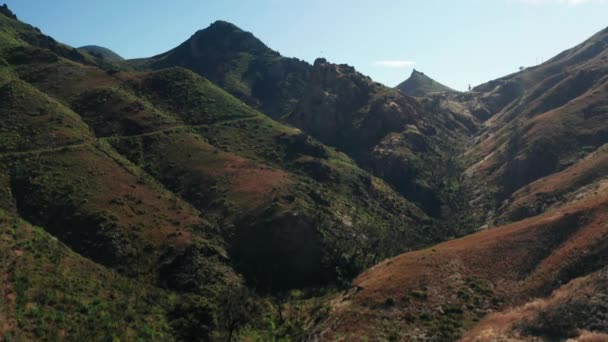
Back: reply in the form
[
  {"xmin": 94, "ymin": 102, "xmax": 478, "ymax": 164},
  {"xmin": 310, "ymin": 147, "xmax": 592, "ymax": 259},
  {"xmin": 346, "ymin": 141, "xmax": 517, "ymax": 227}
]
[
  {"xmin": 462, "ymin": 267, "xmax": 608, "ymax": 341},
  {"xmin": 0, "ymin": 8, "xmax": 447, "ymax": 340},
  {"xmin": 78, "ymin": 45, "xmax": 124, "ymax": 62},
  {"xmin": 124, "ymin": 21, "xmax": 479, "ymax": 226},
  {"xmin": 9, "ymin": 47, "xmax": 435, "ymax": 290},
  {"xmin": 0, "ymin": 209, "xmax": 203, "ymax": 341},
  {"xmin": 396, "ymin": 69, "xmax": 457, "ymax": 97},
  {"xmin": 314, "ymin": 190, "xmax": 608, "ymax": 340},
  {"xmin": 287, "ymin": 58, "xmax": 480, "ymax": 223},
  {"xmin": 312, "ymin": 25, "xmax": 608, "ymax": 341},
  {"xmin": 128, "ymin": 20, "xmax": 312, "ymax": 119},
  {"xmin": 464, "ymin": 25, "xmax": 608, "ymax": 226}
]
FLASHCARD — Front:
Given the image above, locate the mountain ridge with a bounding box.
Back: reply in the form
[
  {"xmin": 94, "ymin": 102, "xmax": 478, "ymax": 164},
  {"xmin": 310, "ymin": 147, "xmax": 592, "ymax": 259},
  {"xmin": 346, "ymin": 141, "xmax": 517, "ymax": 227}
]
[
  {"xmin": 396, "ymin": 69, "xmax": 457, "ymax": 97},
  {"xmin": 1, "ymin": 4, "xmax": 608, "ymax": 340}
]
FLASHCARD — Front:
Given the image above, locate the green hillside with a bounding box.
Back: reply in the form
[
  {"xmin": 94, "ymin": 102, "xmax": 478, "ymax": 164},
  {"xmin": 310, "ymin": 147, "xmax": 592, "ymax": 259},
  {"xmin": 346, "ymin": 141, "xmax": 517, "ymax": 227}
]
[{"xmin": 396, "ymin": 69, "xmax": 457, "ymax": 97}]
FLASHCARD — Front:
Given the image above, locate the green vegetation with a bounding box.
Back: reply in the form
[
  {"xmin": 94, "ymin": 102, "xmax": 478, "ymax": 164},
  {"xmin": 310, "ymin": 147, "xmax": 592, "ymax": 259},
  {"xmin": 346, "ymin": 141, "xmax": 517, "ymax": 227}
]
[
  {"xmin": 78, "ymin": 45, "xmax": 124, "ymax": 62},
  {"xmin": 0, "ymin": 8, "xmax": 446, "ymax": 339},
  {"xmin": 133, "ymin": 20, "xmax": 312, "ymax": 119},
  {"xmin": 0, "ymin": 209, "xmax": 174, "ymax": 340},
  {"xmin": 396, "ymin": 69, "xmax": 458, "ymax": 97}
]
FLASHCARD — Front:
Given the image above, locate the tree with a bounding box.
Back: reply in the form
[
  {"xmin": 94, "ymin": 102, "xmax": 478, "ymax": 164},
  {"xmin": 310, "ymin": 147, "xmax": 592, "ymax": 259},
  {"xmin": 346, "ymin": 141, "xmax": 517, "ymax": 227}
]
[{"xmin": 217, "ymin": 286, "xmax": 262, "ymax": 342}]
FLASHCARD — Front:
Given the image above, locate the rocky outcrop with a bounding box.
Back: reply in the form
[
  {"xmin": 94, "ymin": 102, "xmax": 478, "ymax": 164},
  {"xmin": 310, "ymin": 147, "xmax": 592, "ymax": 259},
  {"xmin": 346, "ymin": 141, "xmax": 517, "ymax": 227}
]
[{"xmin": 132, "ymin": 21, "xmax": 312, "ymax": 119}]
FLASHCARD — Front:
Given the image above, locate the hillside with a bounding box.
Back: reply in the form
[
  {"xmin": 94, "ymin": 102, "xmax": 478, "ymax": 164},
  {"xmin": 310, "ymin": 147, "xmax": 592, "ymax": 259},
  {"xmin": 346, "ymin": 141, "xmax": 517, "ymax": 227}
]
[
  {"xmin": 78, "ymin": 45, "xmax": 124, "ymax": 62},
  {"xmin": 462, "ymin": 25, "xmax": 608, "ymax": 226},
  {"xmin": 0, "ymin": 7, "xmax": 449, "ymax": 339},
  {"xmin": 313, "ymin": 25, "xmax": 608, "ymax": 341},
  {"xmin": 396, "ymin": 69, "xmax": 457, "ymax": 97},
  {"xmin": 286, "ymin": 58, "xmax": 479, "ymax": 222},
  {"xmin": 2, "ymin": 3, "xmax": 608, "ymax": 341},
  {"xmin": 313, "ymin": 190, "xmax": 608, "ymax": 340},
  {"xmin": 125, "ymin": 22, "xmax": 480, "ymax": 224},
  {"xmin": 128, "ymin": 20, "xmax": 312, "ymax": 119}
]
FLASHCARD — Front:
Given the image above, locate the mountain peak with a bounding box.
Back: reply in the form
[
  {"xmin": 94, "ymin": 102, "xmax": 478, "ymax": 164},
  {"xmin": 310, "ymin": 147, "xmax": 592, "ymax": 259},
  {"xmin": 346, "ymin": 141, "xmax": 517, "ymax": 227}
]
[
  {"xmin": 0, "ymin": 3, "xmax": 17, "ymax": 20},
  {"xmin": 396, "ymin": 70, "xmax": 456, "ymax": 97},
  {"xmin": 78, "ymin": 45, "xmax": 124, "ymax": 62},
  {"xmin": 186, "ymin": 20, "xmax": 271, "ymax": 54},
  {"xmin": 207, "ymin": 20, "xmax": 242, "ymax": 31}
]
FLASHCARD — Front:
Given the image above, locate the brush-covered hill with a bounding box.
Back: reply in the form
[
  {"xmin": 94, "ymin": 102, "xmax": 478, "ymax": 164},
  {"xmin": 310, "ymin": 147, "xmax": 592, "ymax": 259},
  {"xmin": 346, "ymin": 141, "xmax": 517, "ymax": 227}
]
[
  {"xmin": 0, "ymin": 6, "xmax": 450, "ymax": 340},
  {"xmin": 286, "ymin": 58, "xmax": 480, "ymax": 223},
  {"xmin": 127, "ymin": 20, "xmax": 312, "ymax": 119},
  {"xmin": 313, "ymin": 25, "xmax": 608, "ymax": 341},
  {"xmin": 78, "ymin": 45, "xmax": 124, "ymax": 62},
  {"xmin": 123, "ymin": 21, "xmax": 480, "ymax": 227},
  {"xmin": 461, "ymin": 25, "xmax": 608, "ymax": 226},
  {"xmin": 313, "ymin": 189, "xmax": 608, "ymax": 340},
  {"xmin": 396, "ymin": 69, "xmax": 458, "ymax": 97}
]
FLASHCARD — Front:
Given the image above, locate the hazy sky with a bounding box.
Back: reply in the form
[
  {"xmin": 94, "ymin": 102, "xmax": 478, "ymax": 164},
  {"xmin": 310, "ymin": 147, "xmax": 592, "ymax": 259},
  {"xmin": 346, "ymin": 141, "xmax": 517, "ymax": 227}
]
[{"xmin": 6, "ymin": 0, "xmax": 608, "ymax": 90}]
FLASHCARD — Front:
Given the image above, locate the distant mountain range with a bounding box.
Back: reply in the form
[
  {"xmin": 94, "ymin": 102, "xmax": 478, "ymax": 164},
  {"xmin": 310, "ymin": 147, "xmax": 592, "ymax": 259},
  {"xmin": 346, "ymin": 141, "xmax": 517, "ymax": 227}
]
[{"xmin": 1, "ymin": 3, "xmax": 607, "ymax": 340}]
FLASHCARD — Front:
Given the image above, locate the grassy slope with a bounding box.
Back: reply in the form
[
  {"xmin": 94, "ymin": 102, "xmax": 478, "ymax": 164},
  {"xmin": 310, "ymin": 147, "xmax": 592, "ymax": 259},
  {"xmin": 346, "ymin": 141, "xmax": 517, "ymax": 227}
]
[
  {"xmin": 129, "ymin": 21, "xmax": 312, "ymax": 119},
  {"xmin": 0, "ymin": 9, "xmax": 440, "ymax": 339},
  {"xmin": 312, "ymin": 25, "xmax": 608, "ymax": 341},
  {"xmin": 316, "ymin": 190, "xmax": 608, "ymax": 340},
  {"xmin": 286, "ymin": 59, "xmax": 478, "ymax": 230},
  {"xmin": 78, "ymin": 45, "xmax": 124, "ymax": 62},
  {"xmin": 0, "ymin": 208, "xmax": 191, "ymax": 341},
  {"xmin": 462, "ymin": 266, "xmax": 608, "ymax": 341},
  {"xmin": 464, "ymin": 26, "xmax": 608, "ymax": 226}
]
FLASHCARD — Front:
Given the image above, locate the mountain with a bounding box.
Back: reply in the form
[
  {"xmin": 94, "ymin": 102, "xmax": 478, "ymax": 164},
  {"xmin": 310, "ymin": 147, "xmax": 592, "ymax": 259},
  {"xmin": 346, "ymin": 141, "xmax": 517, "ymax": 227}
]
[
  {"xmin": 461, "ymin": 25, "xmax": 608, "ymax": 226},
  {"xmin": 3, "ymin": 3, "xmax": 608, "ymax": 340},
  {"xmin": 78, "ymin": 45, "xmax": 124, "ymax": 62},
  {"xmin": 128, "ymin": 20, "xmax": 312, "ymax": 119},
  {"xmin": 126, "ymin": 22, "xmax": 479, "ymax": 224},
  {"xmin": 396, "ymin": 69, "xmax": 457, "ymax": 97},
  {"xmin": 313, "ymin": 187, "xmax": 608, "ymax": 340},
  {"xmin": 312, "ymin": 25, "xmax": 608, "ymax": 341},
  {"xmin": 286, "ymin": 58, "xmax": 479, "ymax": 222},
  {"xmin": 0, "ymin": 7, "xmax": 449, "ymax": 340}
]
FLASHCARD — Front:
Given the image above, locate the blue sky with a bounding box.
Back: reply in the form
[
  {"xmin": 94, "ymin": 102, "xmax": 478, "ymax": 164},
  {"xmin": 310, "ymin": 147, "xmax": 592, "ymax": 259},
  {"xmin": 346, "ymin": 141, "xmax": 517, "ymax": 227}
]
[{"xmin": 6, "ymin": 0, "xmax": 608, "ymax": 90}]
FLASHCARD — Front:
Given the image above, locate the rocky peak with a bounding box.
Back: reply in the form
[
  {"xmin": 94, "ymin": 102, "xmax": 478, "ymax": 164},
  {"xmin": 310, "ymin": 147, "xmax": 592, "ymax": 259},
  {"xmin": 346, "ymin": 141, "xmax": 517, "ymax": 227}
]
[{"xmin": 396, "ymin": 69, "xmax": 456, "ymax": 97}]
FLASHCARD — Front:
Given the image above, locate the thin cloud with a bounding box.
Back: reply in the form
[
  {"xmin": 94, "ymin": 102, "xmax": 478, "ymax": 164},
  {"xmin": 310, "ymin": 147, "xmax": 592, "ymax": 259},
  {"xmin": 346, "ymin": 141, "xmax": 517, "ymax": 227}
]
[{"xmin": 373, "ymin": 60, "xmax": 416, "ymax": 68}]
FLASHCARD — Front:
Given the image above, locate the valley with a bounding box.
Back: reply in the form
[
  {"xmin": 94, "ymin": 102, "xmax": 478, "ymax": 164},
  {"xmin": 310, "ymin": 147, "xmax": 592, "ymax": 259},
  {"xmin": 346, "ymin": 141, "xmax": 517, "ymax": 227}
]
[{"xmin": 0, "ymin": 3, "xmax": 607, "ymax": 341}]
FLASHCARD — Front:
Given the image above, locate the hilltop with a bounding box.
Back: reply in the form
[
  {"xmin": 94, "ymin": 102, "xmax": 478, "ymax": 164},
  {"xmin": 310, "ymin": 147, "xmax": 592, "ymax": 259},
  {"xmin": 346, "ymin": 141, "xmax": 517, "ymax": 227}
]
[
  {"xmin": 78, "ymin": 45, "xmax": 124, "ymax": 62},
  {"xmin": 396, "ymin": 69, "xmax": 458, "ymax": 97},
  {"xmin": 127, "ymin": 20, "xmax": 312, "ymax": 119}
]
